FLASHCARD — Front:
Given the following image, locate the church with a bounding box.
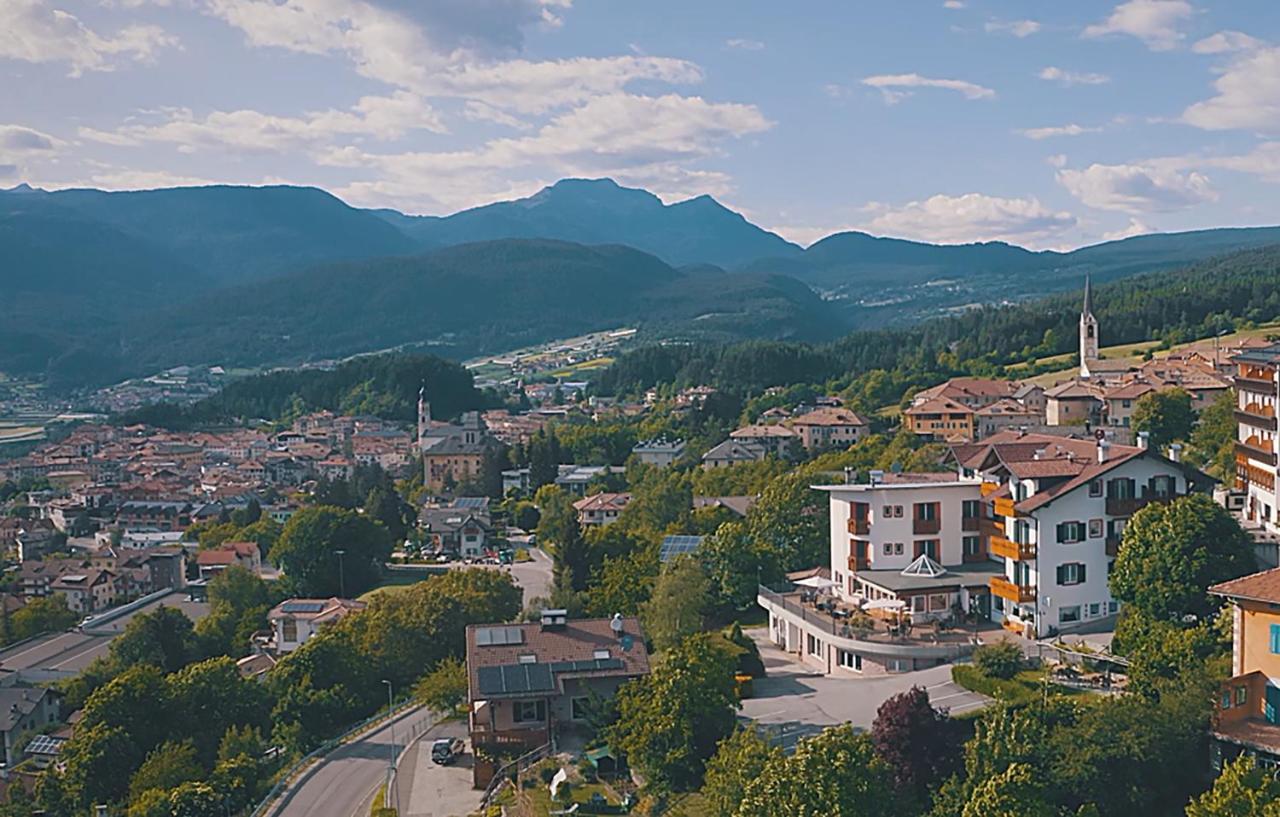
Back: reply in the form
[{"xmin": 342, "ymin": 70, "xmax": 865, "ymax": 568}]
[{"xmin": 417, "ymin": 386, "xmax": 492, "ymax": 492}]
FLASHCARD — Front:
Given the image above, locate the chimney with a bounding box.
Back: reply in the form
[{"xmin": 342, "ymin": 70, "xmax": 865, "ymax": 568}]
[
  {"xmin": 539, "ymin": 609, "xmax": 567, "ymax": 630},
  {"xmin": 1097, "ymin": 440, "xmax": 1110, "ymax": 464},
  {"xmin": 843, "ymin": 467, "xmax": 857, "ymax": 485},
  {"xmin": 869, "ymin": 469, "xmax": 884, "ymax": 487},
  {"xmin": 1137, "ymin": 431, "xmax": 1150, "ymax": 451},
  {"xmin": 610, "ymin": 613, "xmax": 625, "ymax": 638},
  {"xmin": 1033, "ymin": 448, "xmax": 1045, "ymax": 460},
  {"xmin": 1168, "ymin": 443, "xmax": 1182, "ymax": 463}
]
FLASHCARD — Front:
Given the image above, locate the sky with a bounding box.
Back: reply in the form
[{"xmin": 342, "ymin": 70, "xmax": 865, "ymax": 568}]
[{"xmin": 4, "ymin": 0, "xmax": 1280, "ymax": 250}]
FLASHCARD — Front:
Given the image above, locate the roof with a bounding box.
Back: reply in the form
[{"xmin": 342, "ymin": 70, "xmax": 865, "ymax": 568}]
[
  {"xmin": 466, "ymin": 617, "xmax": 650, "ymax": 701},
  {"xmin": 905, "ymin": 395, "xmax": 974, "ymax": 416},
  {"xmin": 702, "ymin": 439, "xmax": 768, "ymax": 462},
  {"xmin": 269, "ymin": 597, "xmax": 366, "ymax": 623},
  {"xmin": 975, "ymin": 398, "xmax": 1040, "ymax": 417},
  {"xmin": 1210, "ymin": 566, "xmax": 1280, "ymax": 605},
  {"xmin": 1103, "ymin": 381, "xmax": 1158, "ymax": 401},
  {"xmin": 789, "ymin": 407, "xmax": 869, "ymax": 427},
  {"xmin": 692, "ymin": 496, "xmax": 756, "ymax": 517},
  {"xmin": 572, "ymin": 493, "xmax": 632, "ymax": 513},
  {"xmin": 1044, "ymin": 380, "xmax": 1104, "ymax": 399},
  {"xmin": 0, "ymin": 687, "xmax": 49, "ymax": 733},
  {"xmin": 731, "ymin": 424, "xmax": 798, "ymax": 439},
  {"xmin": 915, "ymin": 378, "xmax": 1018, "ymax": 403}
]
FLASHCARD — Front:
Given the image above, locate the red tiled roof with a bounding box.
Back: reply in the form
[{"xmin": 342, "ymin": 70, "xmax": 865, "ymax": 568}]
[{"xmin": 1211, "ymin": 566, "xmax": 1280, "ymax": 605}]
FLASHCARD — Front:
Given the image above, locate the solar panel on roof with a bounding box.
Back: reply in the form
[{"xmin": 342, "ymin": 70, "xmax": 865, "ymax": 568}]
[
  {"xmin": 452, "ymin": 497, "xmax": 489, "ymax": 509},
  {"xmin": 477, "ymin": 662, "xmax": 556, "ymax": 695},
  {"xmin": 26, "ymin": 735, "xmax": 64, "ymax": 755},
  {"xmin": 282, "ymin": 601, "xmax": 326, "ymax": 614},
  {"xmin": 659, "ymin": 535, "xmax": 704, "ymax": 562},
  {"xmin": 475, "ymin": 626, "xmax": 525, "ymax": 647}
]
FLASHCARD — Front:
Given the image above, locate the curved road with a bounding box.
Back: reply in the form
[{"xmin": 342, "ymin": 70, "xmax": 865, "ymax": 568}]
[{"xmin": 273, "ymin": 706, "xmax": 436, "ymax": 817}]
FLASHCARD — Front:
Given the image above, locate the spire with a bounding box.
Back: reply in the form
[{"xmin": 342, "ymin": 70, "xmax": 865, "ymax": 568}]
[{"xmin": 1082, "ymin": 272, "xmax": 1093, "ymax": 317}]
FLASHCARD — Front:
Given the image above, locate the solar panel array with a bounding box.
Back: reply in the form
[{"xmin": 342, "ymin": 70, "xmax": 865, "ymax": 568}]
[
  {"xmin": 476, "ymin": 662, "xmax": 555, "ymax": 695},
  {"xmin": 549, "ymin": 658, "xmax": 624, "ymax": 673},
  {"xmin": 452, "ymin": 497, "xmax": 489, "ymax": 510},
  {"xmin": 659, "ymin": 535, "xmax": 704, "ymax": 562},
  {"xmin": 281, "ymin": 601, "xmax": 327, "ymax": 614},
  {"xmin": 25, "ymin": 735, "xmax": 64, "ymax": 755},
  {"xmin": 475, "ymin": 626, "xmax": 525, "ymax": 647}
]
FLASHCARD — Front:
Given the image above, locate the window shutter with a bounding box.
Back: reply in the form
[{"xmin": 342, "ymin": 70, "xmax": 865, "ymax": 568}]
[
  {"xmin": 1056, "ymin": 523, "xmax": 1066, "ymax": 543},
  {"xmin": 1078, "ymin": 564, "xmax": 1086, "ymax": 584},
  {"xmin": 1056, "ymin": 565, "xmax": 1066, "ymax": 585}
]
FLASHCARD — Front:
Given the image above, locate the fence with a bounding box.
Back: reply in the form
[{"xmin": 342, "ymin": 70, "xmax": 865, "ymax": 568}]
[
  {"xmin": 478, "ymin": 741, "xmax": 554, "ymax": 811},
  {"xmin": 383, "ymin": 713, "xmax": 439, "ymax": 811},
  {"xmin": 249, "ymin": 701, "xmax": 425, "ymax": 817}
]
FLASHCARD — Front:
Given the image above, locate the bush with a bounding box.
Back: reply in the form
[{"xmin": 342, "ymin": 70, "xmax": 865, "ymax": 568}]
[
  {"xmin": 951, "ymin": 665, "xmax": 1036, "ymax": 705},
  {"xmin": 972, "ymin": 641, "xmax": 1024, "ymax": 680}
]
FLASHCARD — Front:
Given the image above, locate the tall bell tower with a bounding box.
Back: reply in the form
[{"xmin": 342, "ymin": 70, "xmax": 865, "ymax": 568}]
[{"xmin": 1079, "ymin": 273, "xmax": 1100, "ymax": 378}]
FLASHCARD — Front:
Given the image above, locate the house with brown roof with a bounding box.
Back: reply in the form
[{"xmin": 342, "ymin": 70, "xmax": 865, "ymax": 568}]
[
  {"xmin": 572, "ymin": 492, "xmax": 631, "ymax": 527},
  {"xmin": 1044, "ymin": 380, "xmax": 1104, "ymax": 427},
  {"xmin": 912, "ymin": 378, "xmax": 1019, "ymax": 410},
  {"xmin": 975, "ymin": 398, "xmax": 1044, "ymax": 440},
  {"xmin": 195, "ymin": 540, "xmax": 261, "ymax": 579},
  {"xmin": 267, "ymin": 597, "xmax": 366, "ymax": 653},
  {"xmin": 789, "ymin": 407, "xmax": 870, "ymax": 451},
  {"xmin": 729, "ymin": 423, "xmax": 800, "ymax": 458},
  {"xmin": 1209, "ymin": 568, "xmax": 1280, "ymax": 769},
  {"xmin": 466, "ymin": 611, "xmax": 650, "ymax": 787},
  {"xmin": 904, "ymin": 396, "xmax": 976, "ymax": 442}
]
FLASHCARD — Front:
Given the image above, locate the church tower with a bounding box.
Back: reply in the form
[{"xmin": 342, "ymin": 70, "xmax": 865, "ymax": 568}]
[
  {"xmin": 417, "ymin": 384, "xmax": 431, "ymax": 451},
  {"xmin": 1079, "ymin": 273, "xmax": 1100, "ymax": 377}
]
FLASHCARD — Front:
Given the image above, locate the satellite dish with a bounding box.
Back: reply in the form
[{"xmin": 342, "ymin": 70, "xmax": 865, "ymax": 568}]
[
  {"xmin": 1094, "ymin": 428, "xmax": 1106, "ymax": 441},
  {"xmin": 610, "ymin": 613, "xmax": 624, "ymax": 635}
]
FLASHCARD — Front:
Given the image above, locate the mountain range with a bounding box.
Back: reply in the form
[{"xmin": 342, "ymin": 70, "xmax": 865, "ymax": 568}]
[{"xmin": 3, "ymin": 177, "xmax": 1280, "ymax": 388}]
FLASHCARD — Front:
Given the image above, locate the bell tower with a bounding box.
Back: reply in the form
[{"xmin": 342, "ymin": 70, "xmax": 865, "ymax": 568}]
[{"xmin": 1079, "ymin": 273, "xmax": 1099, "ymax": 377}]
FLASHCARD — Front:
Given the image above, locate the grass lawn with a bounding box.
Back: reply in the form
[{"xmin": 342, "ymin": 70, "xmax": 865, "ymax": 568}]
[
  {"xmin": 497, "ymin": 778, "xmax": 627, "ymax": 817},
  {"xmin": 358, "ymin": 571, "xmax": 429, "ymax": 601}
]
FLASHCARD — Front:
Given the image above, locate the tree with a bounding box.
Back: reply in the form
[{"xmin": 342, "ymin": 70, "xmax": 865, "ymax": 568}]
[
  {"xmin": 509, "ymin": 500, "xmax": 540, "ymax": 532},
  {"xmin": 961, "ymin": 763, "xmax": 1055, "ymax": 817},
  {"xmin": 53, "ymin": 722, "xmax": 143, "ymax": 811},
  {"xmin": 230, "ymin": 498, "xmax": 262, "ymax": 527},
  {"xmin": 109, "ymin": 606, "xmax": 198, "ymax": 674},
  {"xmin": 972, "ymin": 641, "xmax": 1024, "ymax": 680},
  {"xmin": 1112, "ymin": 609, "xmax": 1225, "ymax": 698},
  {"xmin": 195, "ymin": 565, "xmax": 271, "ymax": 658},
  {"xmin": 167, "ymin": 657, "xmax": 271, "ymax": 765},
  {"xmin": 701, "ymin": 727, "xmax": 780, "ymax": 817},
  {"xmin": 128, "ymin": 740, "xmax": 203, "ymax": 804},
  {"xmin": 9, "ymin": 595, "xmax": 77, "ymax": 641},
  {"xmin": 609, "ymin": 632, "xmax": 739, "ymax": 791},
  {"xmin": 641, "ymin": 555, "xmax": 711, "ymax": 652},
  {"xmin": 585, "ymin": 547, "xmax": 658, "ymax": 618},
  {"xmin": 534, "ymin": 484, "xmax": 576, "ymax": 547},
  {"xmin": 1131, "ymin": 388, "xmax": 1195, "ymax": 450},
  {"xmin": 270, "ymin": 505, "xmax": 392, "ymax": 597},
  {"xmin": 166, "ymin": 781, "xmax": 224, "ymax": 817},
  {"xmin": 412, "ymin": 656, "xmax": 468, "ymax": 713},
  {"xmin": 365, "ymin": 484, "xmax": 410, "ymax": 543},
  {"xmin": 1187, "ymin": 391, "xmax": 1237, "ymax": 481},
  {"xmin": 870, "ymin": 687, "xmax": 960, "ymax": 797},
  {"xmin": 1110, "ymin": 494, "xmax": 1254, "ymax": 623},
  {"xmin": 736, "ymin": 725, "xmax": 894, "ymax": 817},
  {"xmin": 552, "ymin": 512, "xmax": 589, "ymax": 595},
  {"xmin": 1185, "ymin": 754, "xmax": 1280, "ymax": 817}
]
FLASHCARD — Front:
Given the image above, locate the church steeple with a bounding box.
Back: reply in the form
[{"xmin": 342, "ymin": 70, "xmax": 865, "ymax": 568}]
[
  {"xmin": 1079, "ymin": 273, "xmax": 1100, "ymax": 377},
  {"xmin": 417, "ymin": 383, "xmax": 431, "ymax": 448}
]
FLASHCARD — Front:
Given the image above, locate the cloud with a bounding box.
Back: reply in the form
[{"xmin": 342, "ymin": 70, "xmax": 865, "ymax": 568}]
[
  {"xmin": 1102, "ymin": 217, "xmax": 1153, "ymax": 241},
  {"xmin": 1182, "ymin": 46, "xmax": 1280, "ymax": 133},
  {"xmin": 1197, "ymin": 141, "xmax": 1280, "ymax": 182},
  {"xmin": 0, "ymin": 0, "xmax": 177, "ymax": 76},
  {"xmin": 725, "ymin": 38, "xmax": 764, "ymax": 51},
  {"xmin": 1038, "ymin": 66, "xmax": 1111, "ymax": 86},
  {"xmin": 862, "ymin": 73, "xmax": 995, "ymax": 104},
  {"xmin": 942, "ymin": 1, "xmax": 965, "ymax": 8},
  {"xmin": 319, "ymin": 93, "xmax": 772, "ymax": 211},
  {"xmin": 1192, "ymin": 30, "xmax": 1263, "ymax": 54},
  {"xmin": 1056, "ymin": 162, "xmax": 1216, "ymax": 212},
  {"xmin": 861, "ymin": 193, "xmax": 1077, "ymax": 245},
  {"xmin": 78, "ymin": 91, "xmax": 446, "ymax": 153},
  {"xmin": 0, "ymin": 125, "xmax": 61, "ymax": 153},
  {"xmin": 1082, "ymin": 1, "xmax": 1193, "ymax": 51},
  {"xmin": 84, "ymin": 167, "xmax": 221, "ymax": 190},
  {"xmin": 1016, "ymin": 124, "xmax": 1102, "ymax": 140},
  {"xmin": 985, "ymin": 20, "xmax": 1041, "ymax": 38}
]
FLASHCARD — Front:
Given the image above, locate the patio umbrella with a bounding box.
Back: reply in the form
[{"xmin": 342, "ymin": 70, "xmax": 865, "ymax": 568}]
[
  {"xmin": 864, "ymin": 598, "xmax": 906, "ymax": 611},
  {"xmin": 793, "ymin": 576, "xmax": 837, "ymax": 590}
]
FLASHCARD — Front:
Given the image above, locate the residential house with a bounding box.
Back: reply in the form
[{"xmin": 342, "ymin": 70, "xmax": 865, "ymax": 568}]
[
  {"xmin": 631, "ymin": 438, "xmax": 686, "ymax": 468},
  {"xmin": 268, "ymin": 597, "xmax": 367, "ymax": 654},
  {"xmin": 466, "ymin": 611, "xmax": 650, "ymax": 787},
  {"xmin": 701, "ymin": 439, "xmax": 769, "ymax": 469},
  {"xmin": 789, "ymin": 407, "xmax": 870, "ymax": 451},
  {"xmin": 692, "ymin": 496, "xmax": 757, "ymax": 517},
  {"xmin": 51, "ymin": 570, "xmax": 117, "ymax": 614},
  {"xmin": 0, "ymin": 687, "xmax": 58, "ymax": 768},
  {"xmin": 912, "ymin": 378, "xmax": 1019, "ymax": 410},
  {"xmin": 573, "ymin": 493, "xmax": 631, "ymax": 527},
  {"xmin": 421, "ymin": 507, "xmax": 493, "ymax": 558},
  {"xmin": 904, "ymin": 396, "xmax": 975, "ymax": 442},
  {"xmin": 195, "ymin": 541, "xmax": 261, "ymax": 579},
  {"xmin": 975, "ymin": 399, "xmax": 1045, "ymax": 440},
  {"xmin": 115, "ymin": 501, "xmax": 193, "ymax": 532},
  {"xmin": 554, "ymin": 465, "xmax": 626, "ymax": 496},
  {"xmin": 729, "ymin": 424, "xmax": 799, "ymax": 458},
  {"xmin": 1101, "ymin": 380, "xmax": 1158, "ymax": 428},
  {"xmin": 15, "ymin": 520, "xmax": 58, "ymax": 562},
  {"xmin": 1044, "ymin": 380, "xmax": 1104, "ymax": 427},
  {"xmin": 1209, "ymin": 568, "xmax": 1280, "ymax": 769}
]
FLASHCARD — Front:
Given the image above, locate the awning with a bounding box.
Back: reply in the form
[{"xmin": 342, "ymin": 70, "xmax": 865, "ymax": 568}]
[{"xmin": 794, "ymin": 576, "xmax": 837, "ymax": 590}]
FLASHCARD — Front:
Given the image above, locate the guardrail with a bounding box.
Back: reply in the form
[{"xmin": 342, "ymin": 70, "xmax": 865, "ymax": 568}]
[
  {"xmin": 249, "ymin": 701, "xmax": 424, "ymax": 817},
  {"xmin": 81, "ymin": 587, "xmax": 180, "ymax": 634},
  {"xmin": 383, "ymin": 711, "xmax": 438, "ymax": 811}
]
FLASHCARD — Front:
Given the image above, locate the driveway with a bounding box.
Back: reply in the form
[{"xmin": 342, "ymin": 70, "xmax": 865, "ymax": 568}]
[
  {"xmin": 391, "ymin": 720, "xmax": 477, "ymax": 817},
  {"xmin": 739, "ymin": 629, "xmax": 989, "ymax": 749}
]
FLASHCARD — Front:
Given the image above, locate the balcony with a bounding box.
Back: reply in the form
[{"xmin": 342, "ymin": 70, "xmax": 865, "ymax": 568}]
[
  {"xmin": 847, "ymin": 517, "xmax": 870, "ymax": 536},
  {"xmin": 1105, "ymin": 536, "xmax": 1121, "ymax": 556},
  {"xmin": 989, "ymin": 576, "xmax": 1036, "ymax": 604},
  {"xmin": 848, "ymin": 550, "xmax": 870, "ymax": 572},
  {"xmin": 1236, "ymin": 440, "xmax": 1278, "ymax": 467},
  {"xmin": 1235, "ymin": 407, "xmax": 1278, "ymax": 431},
  {"xmin": 913, "ymin": 517, "xmax": 941, "ymax": 535},
  {"xmin": 1235, "ymin": 376, "xmax": 1276, "ymax": 395},
  {"xmin": 990, "ymin": 535, "xmax": 1036, "ymax": 561},
  {"xmin": 961, "ymin": 515, "xmax": 981, "ymax": 532},
  {"xmin": 993, "ymin": 497, "xmax": 1018, "ymax": 518}
]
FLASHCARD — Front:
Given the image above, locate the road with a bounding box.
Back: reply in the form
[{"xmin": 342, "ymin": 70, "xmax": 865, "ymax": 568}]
[
  {"xmin": 271, "ymin": 707, "xmax": 474, "ymax": 817},
  {"xmin": 391, "ymin": 720, "xmax": 476, "ymax": 817},
  {"xmin": 0, "ymin": 591, "xmax": 209, "ymax": 680},
  {"xmin": 739, "ymin": 629, "xmax": 989, "ymax": 750},
  {"xmin": 506, "ymin": 547, "xmax": 553, "ymax": 605}
]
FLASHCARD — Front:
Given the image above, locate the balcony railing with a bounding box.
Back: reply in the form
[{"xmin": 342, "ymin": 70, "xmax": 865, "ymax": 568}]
[
  {"xmin": 961, "ymin": 515, "xmax": 980, "ymax": 532},
  {"xmin": 913, "ymin": 517, "xmax": 941, "ymax": 535},
  {"xmin": 989, "ymin": 576, "xmax": 1036, "ymax": 604},
  {"xmin": 1235, "ymin": 440, "xmax": 1278, "ymax": 467},
  {"xmin": 1235, "ymin": 376, "xmax": 1276, "ymax": 395},
  {"xmin": 1235, "ymin": 408, "xmax": 1279, "ymax": 431},
  {"xmin": 990, "ymin": 535, "xmax": 1036, "ymax": 561},
  {"xmin": 848, "ymin": 550, "xmax": 870, "ymax": 572},
  {"xmin": 993, "ymin": 497, "xmax": 1018, "ymax": 518},
  {"xmin": 847, "ymin": 517, "xmax": 870, "ymax": 536}
]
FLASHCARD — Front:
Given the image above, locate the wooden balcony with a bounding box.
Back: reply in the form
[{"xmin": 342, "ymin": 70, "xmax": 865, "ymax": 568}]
[
  {"xmin": 1236, "ymin": 440, "xmax": 1278, "ymax": 467},
  {"xmin": 848, "ymin": 553, "xmax": 870, "ymax": 572},
  {"xmin": 961, "ymin": 515, "xmax": 980, "ymax": 532},
  {"xmin": 847, "ymin": 517, "xmax": 870, "ymax": 536},
  {"xmin": 913, "ymin": 517, "xmax": 941, "ymax": 535},
  {"xmin": 1105, "ymin": 536, "xmax": 1121, "ymax": 557},
  {"xmin": 990, "ymin": 535, "xmax": 1036, "ymax": 561},
  {"xmin": 1235, "ymin": 408, "xmax": 1278, "ymax": 431},
  {"xmin": 990, "ymin": 576, "xmax": 1036, "ymax": 604},
  {"xmin": 1235, "ymin": 376, "xmax": 1276, "ymax": 395},
  {"xmin": 849, "ymin": 540, "xmax": 871, "ymax": 571},
  {"xmin": 993, "ymin": 497, "xmax": 1018, "ymax": 518}
]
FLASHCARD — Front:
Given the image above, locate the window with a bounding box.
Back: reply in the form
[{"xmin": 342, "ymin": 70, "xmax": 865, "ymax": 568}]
[
  {"xmin": 962, "ymin": 499, "xmax": 980, "ymax": 519},
  {"xmin": 807, "ymin": 633, "xmax": 823, "ymax": 658},
  {"xmin": 915, "ymin": 540, "xmax": 939, "ymax": 559},
  {"xmin": 514, "ymin": 700, "xmax": 546, "ymax": 723},
  {"xmin": 1056, "ymin": 521, "xmax": 1087, "ymax": 544},
  {"xmin": 963, "ymin": 536, "xmax": 981, "ymax": 556},
  {"xmin": 1222, "ymin": 690, "xmax": 1232, "ymax": 710},
  {"xmin": 1271, "ymin": 624, "xmax": 1280, "ymax": 654},
  {"xmin": 1014, "ymin": 519, "xmax": 1032, "ymax": 545},
  {"xmin": 1150, "ymin": 475, "xmax": 1176, "ymax": 497},
  {"xmin": 915, "ymin": 503, "xmax": 938, "ymax": 521},
  {"xmin": 1089, "ymin": 479, "xmax": 1103, "ymax": 497},
  {"xmin": 282, "ymin": 619, "xmax": 298, "ymax": 643},
  {"xmin": 1237, "ymin": 686, "xmax": 1249, "ymax": 706},
  {"xmin": 893, "ymin": 505, "xmax": 904, "ymax": 518},
  {"xmin": 894, "ymin": 542, "xmax": 904, "ymax": 555},
  {"xmin": 838, "ymin": 650, "xmax": 862, "ymax": 672},
  {"xmin": 1088, "ymin": 603, "xmax": 1101, "ymax": 618},
  {"xmin": 593, "ymin": 649, "xmax": 611, "ymax": 660},
  {"xmin": 1108, "ymin": 601, "xmax": 1118, "ymax": 615},
  {"xmin": 1056, "ymin": 563, "xmax": 1087, "ymax": 586},
  {"xmin": 1122, "ymin": 399, "xmax": 1131, "ymax": 409},
  {"xmin": 571, "ymin": 697, "xmax": 590, "ymax": 721},
  {"xmin": 883, "ymin": 543, "xmax": 893, "ymax": 556},
  {"xmin": 882, "ymin": 505, "xmax": 892, "ymax": 517},
  {"xmin": 929, "ymin": 594, "xmax": 948, "ymax": 612},
  {"xmin": 1088, "ymin": 519, "xmax": 1104, "ymax": 539},
  {"xmin": 1059, "ymin": 605, "xmax": 1081, "ymax": 623},
  {"xmin": 1107, "ymin": 478, "xmax": 1136, "ymax": 500}
]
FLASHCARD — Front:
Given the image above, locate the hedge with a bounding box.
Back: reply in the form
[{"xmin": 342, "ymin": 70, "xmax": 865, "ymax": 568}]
[{"xmin": 951, "ymin": 664, "xmax": 1037, "ymax": 705}]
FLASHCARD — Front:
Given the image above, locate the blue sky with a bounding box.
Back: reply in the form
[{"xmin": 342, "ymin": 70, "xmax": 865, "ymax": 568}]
[{"xmin": 4, "ymin": 0, "xmax": 1280, "ymax": 249}]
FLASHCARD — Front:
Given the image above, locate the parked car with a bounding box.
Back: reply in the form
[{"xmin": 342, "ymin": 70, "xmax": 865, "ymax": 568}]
[{"xmin": 431, "ymin": 737, "xmax": 465, "ymax": 765}]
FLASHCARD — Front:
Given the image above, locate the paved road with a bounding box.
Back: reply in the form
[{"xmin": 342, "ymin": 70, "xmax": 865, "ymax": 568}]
[
  {"xmin": 0, "ymin": 592, "xmax": 209, "ymax": 679},
  {"xmin": 391, "ymin": 720, "xmax": 476, "ymax": 817},
  {"xmin": 740, "ymin": 629, "xmax": 989, "ymax": 750},
  {"xmin": 274, "ymin": 706, "xmax": 437, "ymax": 817},
  {"xmin": 507, "ymin": 547, "xmax": 553, "ymax": 606}
]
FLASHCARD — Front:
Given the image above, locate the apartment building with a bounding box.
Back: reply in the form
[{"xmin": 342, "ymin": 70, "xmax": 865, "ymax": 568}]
[
  {"xmin": 955, "ymin": 431, "xmax": 1204, "ymax": 638},
  {"xmin": 903, "ymin": 396, "xmax": 976, "ymax": 442},
  {"xmin": 1209, "ymin": 568, "xmax": 1280, "ymax": 769},
  {"xmin": 1233, "ymin": 343, "xmax": 1280, "ymax": 533},
  {"xmin": 789, "ymin": 407, "xmax": 870, "ymax": 451}
]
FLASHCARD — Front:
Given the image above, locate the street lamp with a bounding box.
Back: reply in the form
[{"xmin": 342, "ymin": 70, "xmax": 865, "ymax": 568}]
[
  {"xmin": 382, "ymin": 679, "xmax": 396, "ymax": 805},
  {"xmin": 335, "ymin": 549, "xmax": 347, "ymax": 598}
]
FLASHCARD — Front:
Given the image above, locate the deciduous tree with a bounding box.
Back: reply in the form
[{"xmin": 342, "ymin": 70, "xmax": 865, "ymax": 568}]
[
  {"xmin": 270, "ymin": 505, "xmax": 392, "ymax": 597},
  {"xmin": 1132, "ymin": 388, "xmax": 1195, "ymax": 450},
  {"xmin": 641, "ymin": 554, "xmax": 711, "ymax": 651},
  {"xmin": 736, "ymin": 725, "xmax": 895, "ymax": 817},
  {"xmin": 702, "ymin": 727, "xmax": 779, "ymax": 817},
  {"xmin": 870, "ymin": 686, "xmax": 961, "ymax": 797}
]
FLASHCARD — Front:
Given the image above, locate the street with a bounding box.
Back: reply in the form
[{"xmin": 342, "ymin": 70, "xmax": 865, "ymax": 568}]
[
  {"xmin": 739, "ymin": 630, "xmax": 990, "ymax": 750},
  {"xmin": 391, "ymin": 720, "xmax": 476, "ymax": 817}
]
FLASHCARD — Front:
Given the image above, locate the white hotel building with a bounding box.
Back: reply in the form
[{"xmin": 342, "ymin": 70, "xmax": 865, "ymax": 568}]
[{"xmin": 759, "ymin": 431, "xmax": 1206, "ymax": 674}]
